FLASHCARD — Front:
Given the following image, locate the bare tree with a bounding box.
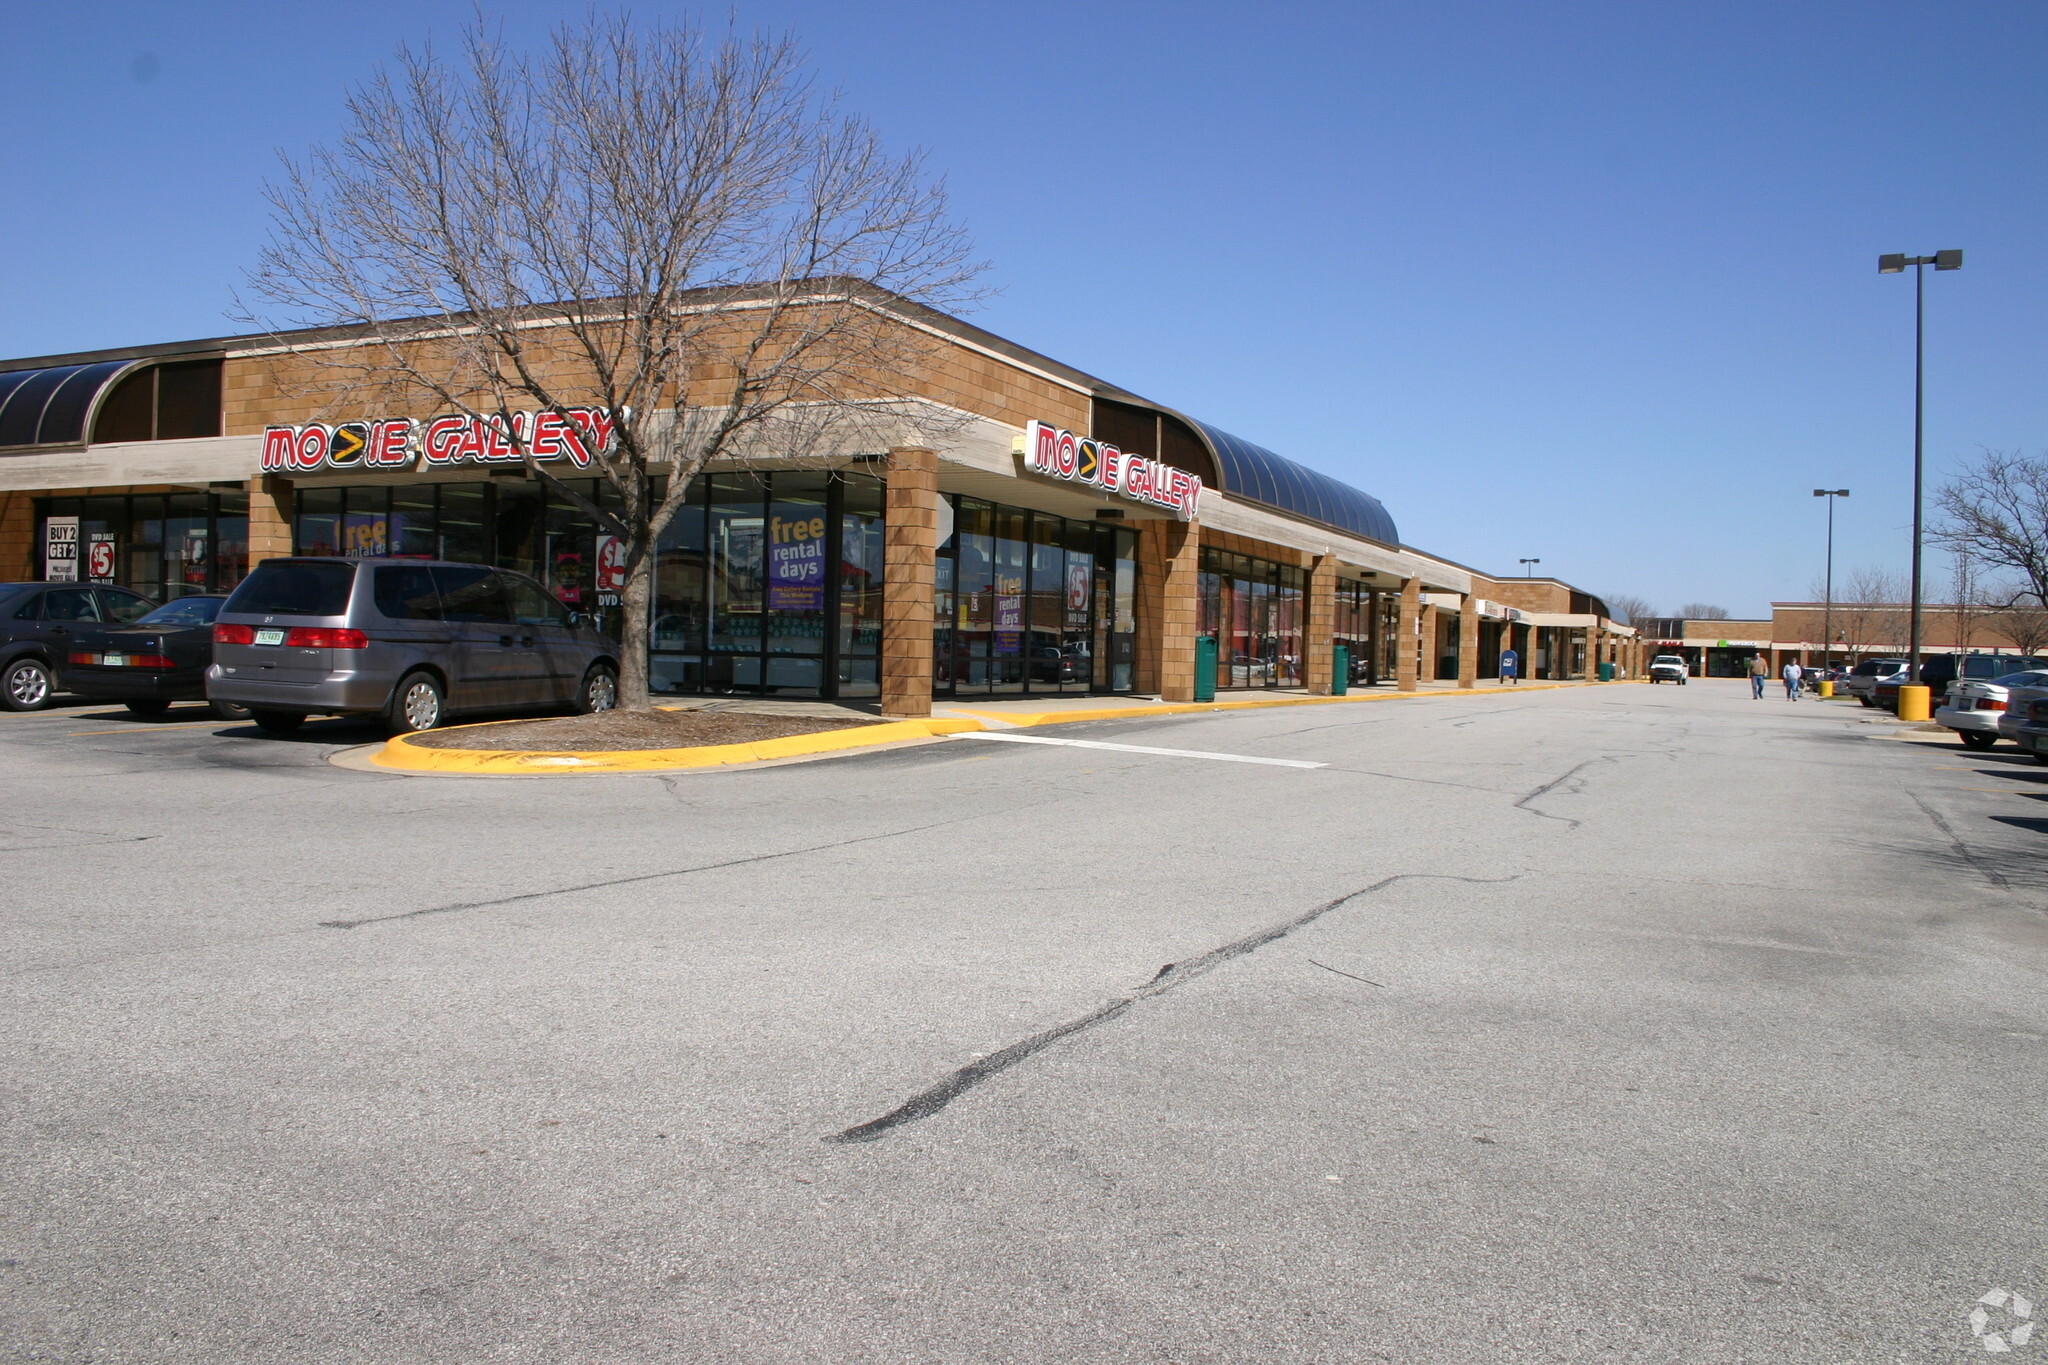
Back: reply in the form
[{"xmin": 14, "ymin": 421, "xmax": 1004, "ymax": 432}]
[
  {"xmin": 1946, "ymin": 551, "xmax": 1996, "ymax": 656},
  {"xmin": 1676, "ymin": 603, "xmax": 1731, "ymax": 620},
  {"xmin": 1600, "ymin": 592, "xmax": 1654, "ymax": 625},
  {"xmin": 1831, "ymin": 565, "xmax": 1907, "ymax": 659},
  {"xmin": 245, "ymin": 14, "xmax": 983, "ymax": 707},
  {"xmin": 1933, "ymin": 449, "xmax": 2048, "ymax": 609},
  {"xmin": 1987, "ymin": 585, "xmax": 2048, "ymax": 655}
]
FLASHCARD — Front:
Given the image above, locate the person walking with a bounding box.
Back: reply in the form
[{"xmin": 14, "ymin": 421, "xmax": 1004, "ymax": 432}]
[
  {"xmin": 1499, "ymin": 645, "xmax": 1520, "ymax": 685},
  {"xmin": 1749, "ymin": 652, "xmax": 1769, "ymax": 700},
  {"xmin": 1782, "ymin": 658, "xmax": 1803, "ymax": 700}
]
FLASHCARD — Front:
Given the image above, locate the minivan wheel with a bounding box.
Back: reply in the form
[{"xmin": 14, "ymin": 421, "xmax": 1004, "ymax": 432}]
[
  {"xmin": 124, "ymin": 700, "xmax": 172, "ymax": 719},
  {"xmin": 250, "ymin": 709, "xmax": 306, "ymax": 735},
  {"xmin": 388, "ymin": 672, "xmax": 445, "ymax": 735},
  {"xmin": 576, "ymin": 664, "xmax": 618, "ymax": 715},
  {"xmin": 209, "ymin": 698, "xmax": 252, "ymax": 722},
  {"xmin": 2, "ymin": 658, "xmax": 53, "ymax": 711}
]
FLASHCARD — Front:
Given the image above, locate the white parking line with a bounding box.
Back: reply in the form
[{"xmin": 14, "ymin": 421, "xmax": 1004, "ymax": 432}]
[{"xmin": 948, "ymin": 731, "xmax": 1326, "ymax": 768}]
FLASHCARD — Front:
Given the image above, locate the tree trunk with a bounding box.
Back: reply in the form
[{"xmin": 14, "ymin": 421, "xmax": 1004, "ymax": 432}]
[{"xmin": 617, "ymin": 538, "xmax": 654, "ymax": 710}]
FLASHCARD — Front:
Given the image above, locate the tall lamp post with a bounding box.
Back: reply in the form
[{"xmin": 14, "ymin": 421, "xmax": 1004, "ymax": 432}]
[
  {"xmin": 1519, "ymin": 557, "xmax": 1541, "ymax": 578},
  {"xmin": 1878, "ymin": 249, "xmax": 1962, "ymax": 680},
  {"xmin": 1813, "ymin": 488, "xmax": 1849, "ymax": 673}
]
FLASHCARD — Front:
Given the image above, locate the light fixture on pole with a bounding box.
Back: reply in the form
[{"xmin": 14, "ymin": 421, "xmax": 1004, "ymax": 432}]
[
  {"xmin": 1813, "ymin": 489, "xmax": 1849, "ymax": 673},
  {"xmin": 1878, "ymin": 248, "xmax": 1962, "ymax": 681},
  {"xmin": 1519, "ymin": 557, "xmax": 1541, "ymax": 578}
]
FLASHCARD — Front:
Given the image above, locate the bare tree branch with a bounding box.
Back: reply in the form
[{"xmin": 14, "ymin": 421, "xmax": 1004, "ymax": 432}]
[{"xmin": 240, "ymin": 12, "xmax": 987, "ymax": 707}]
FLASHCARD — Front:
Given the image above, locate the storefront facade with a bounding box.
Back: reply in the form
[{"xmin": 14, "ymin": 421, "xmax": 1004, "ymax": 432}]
[{"xmin": 0, "ymin": 297, "xmax": 1636, "ymax": 712}]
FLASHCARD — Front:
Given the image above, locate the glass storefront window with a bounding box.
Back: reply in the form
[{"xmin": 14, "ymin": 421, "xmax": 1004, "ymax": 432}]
[
  {"xmin": 35, "ymin": 491, "xmax": 254, "ymax": 599},
  {"xmin": 652, "ymin": 480, "xmax": 710, "ymax": 695},
  {"xmin": 932, "ymin": 496, "xmax": 1137, "ymax": 698},
  {"xmin": 709, "ymin": 474, "xmax": 767, "ymax": 686},
  {"xmin": 391, "ymin": 484, "xmax": 437, "ymax": 558},
  {"xmin": 1200, "ymin": 547, "xmax": 1305, "ymax": 691},
  {"xmin": 295, "ymin": 487, "xmax": 343, "ymax": 559},
  {"xmin": 494, "ymin": 480, "xmax": 545, "ymax": 580},
  {"xmin": 765, "ymin": 471, "xmax": 830, "ymax": 694},
  {"xmin": 839, "ymin": 475, "xmax": 883, "ymax": 698}
]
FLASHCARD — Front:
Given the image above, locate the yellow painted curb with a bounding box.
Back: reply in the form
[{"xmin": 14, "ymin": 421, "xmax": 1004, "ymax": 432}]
[
  {"xmin": 365, "ymin": 679, "xmax": 1647, "ymax": 776},
  {"xmin": 368, "ymin": 717, "xmax": 982, "ymax": 775},
  {"xmin": 940, "ymin": 678, "xmax": 1640, "ymax": 729}
]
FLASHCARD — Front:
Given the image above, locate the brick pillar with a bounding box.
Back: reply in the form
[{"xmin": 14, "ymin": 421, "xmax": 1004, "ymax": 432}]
[
  {"xmin": 248, "ymin": 476, "xmax": 294, "ymax": 565},
  {"xmin": 1396, "ymin": 578, "xmax": 1420, "ymax": 691},
  {"xmin": 880, "ymin": 446, "xmax": 938, "ymax": 718},
  {"xmin": 1420, "ymin": 600, "xmax": 1440, "ymax": 682},
  {"xmin": 1366, "ymin": 588, "xmax": 1383, "ymax": 684},
  {"xmin": 1305, "ymin": 555, "xmax": 1336, "ymax": 695},
  {"xmin": 1137, "ymin": 519, "xmax": 1199, "ymax": 700},
  {"xmin": 1457, "ymin": 595, "xmax": 1479, "ymax": 688},
  {"xmin": 0, "ymin": 490, "xmax": 36, "ymax": 580}
]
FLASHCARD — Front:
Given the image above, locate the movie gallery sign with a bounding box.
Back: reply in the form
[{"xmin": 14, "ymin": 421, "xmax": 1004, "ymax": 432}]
[
  {"xmin": 260, "ymin": 409, "xmax": 619, "ymax": 473},
  {"xmin": 1020, "ymin": 420, "xmax": 1202, "ymax": 521}
]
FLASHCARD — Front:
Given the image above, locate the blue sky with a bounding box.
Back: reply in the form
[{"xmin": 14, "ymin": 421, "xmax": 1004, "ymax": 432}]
[{"xmin": 4, "ymin": 1, "xmax": 2043, "ymax": 617}]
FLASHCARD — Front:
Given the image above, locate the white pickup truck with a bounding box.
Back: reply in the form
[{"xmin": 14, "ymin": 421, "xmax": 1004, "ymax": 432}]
[{"xmin": 1648, "ymin": 654, "xmax": 1689, "ymax": 684}]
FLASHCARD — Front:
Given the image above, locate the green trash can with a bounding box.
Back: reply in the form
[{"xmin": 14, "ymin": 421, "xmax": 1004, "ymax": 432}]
[
  {"xmin": 1597, "ymin": 661, "xmax": 1615, "ymax": 682},
  {"xmin": 1194, "ymin": 636, "xmax": 1218, "ymax": 703},
  {"xmin": 1332, "ymin": 644, "xmax": 1349, "ymax": 695}
]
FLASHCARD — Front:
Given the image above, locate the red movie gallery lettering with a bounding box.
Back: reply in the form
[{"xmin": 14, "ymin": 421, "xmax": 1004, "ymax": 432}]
[
  {"xmin": 1021, "ymin": 419, "xmax": 1201, "ymax": 521},
  {"xmin": 261, "ymin": 410, "xmax": 617, "ymax": 474}
]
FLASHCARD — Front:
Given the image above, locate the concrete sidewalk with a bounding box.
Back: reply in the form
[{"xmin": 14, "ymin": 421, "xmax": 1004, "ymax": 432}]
[{"xmin": 666, "ymin": 675, "xmax": 1634, "ymax": 727}]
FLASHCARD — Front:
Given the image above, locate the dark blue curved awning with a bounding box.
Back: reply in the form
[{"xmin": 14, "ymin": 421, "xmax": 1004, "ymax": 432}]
[
  {"xmin": 0, "ymin": 361, "xmax": 133, "ymax": 448},
  {"xmin": 1185, "ymin": 418, "xmax": 1399, "ymax": 546}
]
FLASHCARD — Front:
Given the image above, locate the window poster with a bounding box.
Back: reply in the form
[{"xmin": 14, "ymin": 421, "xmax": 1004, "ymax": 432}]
[
  {"xmin": 766, "ymin": 507, "xmax": 826, "ymax": 612},
  {"xmin": 44, "ymin": 517, "xmax": 78, "ymax": 582}
]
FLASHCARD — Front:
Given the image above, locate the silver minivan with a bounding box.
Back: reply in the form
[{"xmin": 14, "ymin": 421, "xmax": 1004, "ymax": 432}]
[{"xmin": 206, "ymin": 558, "xmax": 619, "ymax": 735}]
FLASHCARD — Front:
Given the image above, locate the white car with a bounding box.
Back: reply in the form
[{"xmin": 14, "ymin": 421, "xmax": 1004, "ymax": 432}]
[
  {"xmin": 1843, "ymin": 658, "xmax": 1909, "ymax": 706},
  {"xmin": 1936, "ymin": 669, "xmax": 2048, "ymax": 749},
  {"xmin": 1647, "ymin": 654, "xmax": 1689, "ymax": 684},
  {"xmin": 1996, "ymin": 676, "xmax": 2048, "ymax": 747}
]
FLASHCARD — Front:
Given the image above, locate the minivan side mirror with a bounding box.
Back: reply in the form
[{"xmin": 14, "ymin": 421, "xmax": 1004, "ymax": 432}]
[{"xmin": 565, "ymin": 610, "xmax": 582, "ymax": 627}]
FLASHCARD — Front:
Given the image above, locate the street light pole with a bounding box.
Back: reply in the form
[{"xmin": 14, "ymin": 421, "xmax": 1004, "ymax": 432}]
[
  {"xmin": 1879, "ymin": 249, "xmax": 1962, "ymax": 681},
  {"xmin": 1519, "ymin": 557, "xmax": 1540, "ymax": 578},
  {"xmin": 1813, "ymin": 488, "xmax": 1849, "ymax": 672}
]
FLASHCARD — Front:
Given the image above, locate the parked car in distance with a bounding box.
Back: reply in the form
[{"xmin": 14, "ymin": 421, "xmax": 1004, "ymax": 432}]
[
  {"xmin": 1997, "ymin": 676, "xmax": 2048, "ymax": 748},
  {"xmin": 1843, "ymin": 658, "xmax": 1909, "ymax": 707},
  {"xmin": 57, "ymin": 595, "xmax": 251, "ymax": 720},
  {"xmin": 2007, "ymin": 695, "xmax": 2048, "ymax": 765},
  {"xmin": 206, "ymin": 557, "xmax": 620, "ymax": 736},
  {"xmin": 0, "ymin": 581, "xmax": 158, "ymax": 711},
  {"xmin": 1872, "ymin": 654, "xmax": 2048, "ymax": 714},
  {"xmin": 1933, "ymin": 669, "xmax": 2048, "ymax": 749},
  {"xmin": 1648, "ymin": 654, "xmax": 1689, "ymax": 684}
]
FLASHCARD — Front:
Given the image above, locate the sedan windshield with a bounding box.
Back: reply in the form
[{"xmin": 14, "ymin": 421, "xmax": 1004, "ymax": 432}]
[{"xmin": 136, "ymin": 597, "xmax": 224, "ymax": 627}]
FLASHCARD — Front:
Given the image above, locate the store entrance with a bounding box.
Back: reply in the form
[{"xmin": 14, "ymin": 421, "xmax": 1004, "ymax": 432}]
[{"xmin": 932, "ymin": 496, "xmax": 1139, "ymax": 697}]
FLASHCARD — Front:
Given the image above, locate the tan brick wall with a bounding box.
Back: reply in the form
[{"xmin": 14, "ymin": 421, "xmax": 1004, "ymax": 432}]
[
  {"xmin": 1137, "ymin": 519, "xmax": 1198, "ymax": 700},
  {"xmin": 0, "ymin": 491, "xmax": 37, "ymax": 581},
  {"xmin": 1304, "ymin": 554, "xmax": 1336, "ymax": 694},
  {"xmin": 1458, "ymin": 594, "xmax": 1479, "ymax": 687},
  {"xmin": 1396, "ymin": 578, "xmax": 1420, "ymax": 691},
  {"xmin": 248, "ymin": 477, "xmax": 293, "ymax": 564},
  {"xmin": 880, "ymin": 446, "xmax": 938, "ymax": 717}
]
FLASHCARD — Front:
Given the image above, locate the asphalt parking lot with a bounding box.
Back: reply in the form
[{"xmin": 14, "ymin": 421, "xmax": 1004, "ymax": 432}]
[{"xmin": 2, "ymin": 682, "xmax": 2045, "ymax": 1362}]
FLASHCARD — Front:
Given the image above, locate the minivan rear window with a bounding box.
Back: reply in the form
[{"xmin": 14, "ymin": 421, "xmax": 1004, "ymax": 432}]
[{"xmin": 224, "ymin": 560, "xmax": 356, "ymax": 617}]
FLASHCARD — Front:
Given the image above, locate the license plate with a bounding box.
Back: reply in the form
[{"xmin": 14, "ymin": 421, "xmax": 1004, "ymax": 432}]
[
  {"xmin": 254, "ymin": 629, "xmax": 286, "ymax": 646},
  {"xmin": 102, "ymin": 653, "xmax": 126, "ymax": 667}
]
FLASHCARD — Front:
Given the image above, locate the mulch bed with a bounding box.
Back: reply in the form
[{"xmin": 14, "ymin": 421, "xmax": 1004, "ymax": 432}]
[{"xmin": 406, "ymin": 707, "xmax": 882, "ymax": 752}]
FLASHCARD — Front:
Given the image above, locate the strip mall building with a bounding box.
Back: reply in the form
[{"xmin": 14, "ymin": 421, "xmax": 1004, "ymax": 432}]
[{"xmin": 0, "ymin": 299, "xmax": 1640, "ymax": 715}]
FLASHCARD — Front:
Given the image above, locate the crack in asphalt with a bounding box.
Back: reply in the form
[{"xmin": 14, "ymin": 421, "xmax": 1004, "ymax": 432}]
[
  {"xmin": 1515, "ymin": 759, "xmax": 1603, "ymax": 828},
  {"xmin": 1909, "ymin": 790, "xmax": 2011, "ymax": 891},
  {"xmin": 824, "ymin": 872, "xmax": 1523, "ymax": 1144},
  {"xmin": 317, "ymin": 810, "xmax": 996, "ymax": 929}
]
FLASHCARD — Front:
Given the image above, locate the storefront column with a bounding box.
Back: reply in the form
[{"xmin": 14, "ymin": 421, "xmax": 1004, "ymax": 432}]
[
  {"xmin": 0, "ymin": 492, "xmax": 34, "ymax": 580},
  {"xmin": 247, "ymin": 476, "xmax": 293, "ymax": 566},
  {"xmin": 1137, "ymin": 518, "xmax": 1198, "ymax": 701},
  {"xmin": 1305, "ymin": 554, "xmax": 1337, "ymax": 695},
  {"xmin": 1419, "ymin": 600, "xmax": 1439, "ymax": 683},
  {"xmin": 1367, "ymin": 589, "xmax": 1384, "ymax": 684},
  {"xmin": 1396, "ymin": 578, "xmax": 1420, "ymax": 691},
  {"xmin": 880, "ymin": 445, "xmax": 938, "ymax": 718},
  {"xmin": 1457, "ymin": 595, "xmax": 1479, "ymax": 688}
]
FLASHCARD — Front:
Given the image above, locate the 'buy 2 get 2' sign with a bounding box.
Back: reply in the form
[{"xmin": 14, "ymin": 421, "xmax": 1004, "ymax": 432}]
[{"xmin": 261, "ymin": 409, "xmax": 618, "ymax": 473}]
